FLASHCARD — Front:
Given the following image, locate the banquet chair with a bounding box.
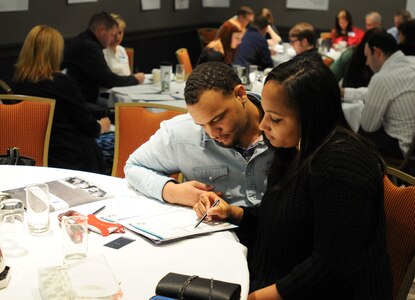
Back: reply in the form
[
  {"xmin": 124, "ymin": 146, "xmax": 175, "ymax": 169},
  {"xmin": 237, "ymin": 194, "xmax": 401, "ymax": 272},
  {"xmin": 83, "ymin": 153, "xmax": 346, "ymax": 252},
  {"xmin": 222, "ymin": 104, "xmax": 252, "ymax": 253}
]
[
  {"xmin": 112, "ymin": 102, "xmax": 187, "ymax": 178},
  {"xmin": 197, "ymin": 27, "xmax": 218, "ymax": 48},
  {"xmin": 175, "ymin": 48, "xmax": 193, "ymax": 79},
  {"xmin": 125, "ymin": 47, "xmax": 134, "ymax": 73},
  {"xmin": 383, "ymin": 166, "xmax": 415, "ymax": 300},
  {"xmin": 0, "ymin": 94, "xmax": 55, "ymax": 167},
  {"xmin": 384, "ymin": 135, "xmax": 415, "ymax": 175}
]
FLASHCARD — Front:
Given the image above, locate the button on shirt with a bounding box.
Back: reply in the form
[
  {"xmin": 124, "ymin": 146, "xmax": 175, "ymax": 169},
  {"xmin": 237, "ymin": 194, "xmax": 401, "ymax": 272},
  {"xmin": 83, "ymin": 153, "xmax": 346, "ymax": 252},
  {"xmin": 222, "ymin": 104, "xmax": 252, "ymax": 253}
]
[{"xmin": 344, "ymin": 51, "xmax": 415, "ymax": 155}]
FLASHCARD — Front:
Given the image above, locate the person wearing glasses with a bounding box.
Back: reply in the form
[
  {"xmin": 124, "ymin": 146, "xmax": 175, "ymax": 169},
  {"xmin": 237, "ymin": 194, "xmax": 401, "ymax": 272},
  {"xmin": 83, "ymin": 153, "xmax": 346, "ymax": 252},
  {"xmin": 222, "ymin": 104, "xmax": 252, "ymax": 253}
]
[{"xmin": 288, "ymin": 22, "xmax": 321, "ymax": 62}]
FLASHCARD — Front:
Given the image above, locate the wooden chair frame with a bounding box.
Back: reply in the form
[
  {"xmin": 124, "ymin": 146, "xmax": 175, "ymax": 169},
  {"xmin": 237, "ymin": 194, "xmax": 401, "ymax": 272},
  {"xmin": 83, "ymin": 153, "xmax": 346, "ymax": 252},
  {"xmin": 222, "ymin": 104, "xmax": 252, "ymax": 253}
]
[
  {"xmin": 112, "ymin": 102, "xmax": 187, "ymax": 178},
  {"xmin": 0, "ymin": 94, "xmax": 55, "ymax": 167}
]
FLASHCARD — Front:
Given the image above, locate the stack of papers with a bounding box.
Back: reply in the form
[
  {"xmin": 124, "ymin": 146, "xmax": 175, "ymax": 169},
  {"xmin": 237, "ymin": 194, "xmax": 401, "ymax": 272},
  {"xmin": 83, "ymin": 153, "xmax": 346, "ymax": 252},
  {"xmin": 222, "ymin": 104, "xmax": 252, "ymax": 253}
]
[{"xmin": 102, "ymin": 197, "xmax": 238, "ymax": 244}]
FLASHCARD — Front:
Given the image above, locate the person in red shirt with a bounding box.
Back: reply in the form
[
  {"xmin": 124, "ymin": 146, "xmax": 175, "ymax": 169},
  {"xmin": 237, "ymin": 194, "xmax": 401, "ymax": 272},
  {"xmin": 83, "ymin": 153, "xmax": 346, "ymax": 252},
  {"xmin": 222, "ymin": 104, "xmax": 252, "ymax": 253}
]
[{"xmin": 331, "ymin": 9, "xmax": 364, "ymax": 47}]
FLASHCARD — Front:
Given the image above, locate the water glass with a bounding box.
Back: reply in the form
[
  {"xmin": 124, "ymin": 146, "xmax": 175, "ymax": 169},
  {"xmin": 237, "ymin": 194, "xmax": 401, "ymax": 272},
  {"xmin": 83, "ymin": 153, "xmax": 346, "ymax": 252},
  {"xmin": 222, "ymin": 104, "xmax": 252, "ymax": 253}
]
[
  {"xmin": 249, "ymin": 65, "xmax": 258, "ymax": 84},
  {"xmin": 176, "ymin": 64, "xmax": 185, "ymax": 83},
  {"xmin": 0, "ymin": 199, "xmax": 28, "ymax": 257},
  {"xmin": 152, "ymin": 68, "xmax": 161, "ymax": 87},
  {"xmin": 26, "ymin": 183, "xmax": 50, "ymax": 234},
  {"xmin": 160, "ymin": 62, "xmax": 172, "ymax": 93},
  {"xmin": 62, "ymin": 214, "xmax": 88, "ymax": 264}
]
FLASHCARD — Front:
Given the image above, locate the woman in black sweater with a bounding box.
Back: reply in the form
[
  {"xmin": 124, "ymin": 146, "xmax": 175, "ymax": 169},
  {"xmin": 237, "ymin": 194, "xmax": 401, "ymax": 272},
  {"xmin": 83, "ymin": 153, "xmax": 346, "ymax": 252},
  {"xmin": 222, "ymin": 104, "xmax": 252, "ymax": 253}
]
[
  {"xmin": 12, "ymin": 25, "xmax": 110, "ymax": 173},
  {"xmin": 194, "ymin": 58, "xmax": 393, "ymax": 299}
]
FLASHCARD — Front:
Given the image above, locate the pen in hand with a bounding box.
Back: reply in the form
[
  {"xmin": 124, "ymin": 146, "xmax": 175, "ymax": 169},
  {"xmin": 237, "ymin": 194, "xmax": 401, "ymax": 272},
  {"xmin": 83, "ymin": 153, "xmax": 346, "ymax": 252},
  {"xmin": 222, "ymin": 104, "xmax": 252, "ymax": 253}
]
[{"xmin": 194, "ymin": 199, "xmax": 220, "ymax": 229}]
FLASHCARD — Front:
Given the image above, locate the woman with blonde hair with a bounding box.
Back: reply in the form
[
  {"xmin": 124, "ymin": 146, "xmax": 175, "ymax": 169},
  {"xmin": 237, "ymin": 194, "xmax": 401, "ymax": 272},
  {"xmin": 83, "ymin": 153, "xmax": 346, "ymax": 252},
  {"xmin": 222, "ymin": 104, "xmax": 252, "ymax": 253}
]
[
  {"xmin": 103, "ymin": 13, "xmax": 132, "ymax": 75},
  {"xmin": 12, "ymin": 25, "xmax": 110, "ymax": 173}
]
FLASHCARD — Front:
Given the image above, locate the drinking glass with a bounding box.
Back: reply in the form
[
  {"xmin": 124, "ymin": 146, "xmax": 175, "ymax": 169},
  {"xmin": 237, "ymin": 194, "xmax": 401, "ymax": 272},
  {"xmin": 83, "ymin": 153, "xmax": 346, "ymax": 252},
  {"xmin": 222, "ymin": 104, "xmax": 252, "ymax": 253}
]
[
  {"xmin": 176, "ymin": 64, "xmax": 185, "ymax": 83},
  {"xmin": 62, "ymin": 214, "xmax": 88, "ymax": 264},
  {"xmin": 26, "ymin": 183, "xmax": 50, "ymax": 234},
  {"xmin": 0, "ymin": 199, "xmax": 28, "ymax": 257}
]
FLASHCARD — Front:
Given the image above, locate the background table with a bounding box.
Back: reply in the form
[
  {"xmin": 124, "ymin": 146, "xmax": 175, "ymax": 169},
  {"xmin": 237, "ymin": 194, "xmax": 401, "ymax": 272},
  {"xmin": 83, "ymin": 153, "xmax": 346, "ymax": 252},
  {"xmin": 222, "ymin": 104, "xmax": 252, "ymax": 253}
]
[
  {"xmin": 0, "ymin": 166, "xmax": 249, "ymax": 300},
  {"xmin": 108, "ymin": 80, "xmax": 186, "ymax": 110}
]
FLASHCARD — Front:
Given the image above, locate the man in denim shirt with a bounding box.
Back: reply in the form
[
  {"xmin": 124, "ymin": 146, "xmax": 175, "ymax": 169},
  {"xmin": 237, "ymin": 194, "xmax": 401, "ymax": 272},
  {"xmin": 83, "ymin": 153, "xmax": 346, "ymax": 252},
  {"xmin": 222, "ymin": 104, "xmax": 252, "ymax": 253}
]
[{"xmin": 125, "ymin": 62, "xmax": 273, "ymax": 207}]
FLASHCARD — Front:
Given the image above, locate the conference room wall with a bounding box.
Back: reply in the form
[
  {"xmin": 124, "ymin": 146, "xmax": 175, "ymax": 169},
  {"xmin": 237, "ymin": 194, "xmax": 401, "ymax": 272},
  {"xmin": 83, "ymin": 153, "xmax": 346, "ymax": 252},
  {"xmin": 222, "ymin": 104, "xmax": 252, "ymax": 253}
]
[{"xmin": 0, "ymin": 0, "xmax": 405, "ymax": 82}]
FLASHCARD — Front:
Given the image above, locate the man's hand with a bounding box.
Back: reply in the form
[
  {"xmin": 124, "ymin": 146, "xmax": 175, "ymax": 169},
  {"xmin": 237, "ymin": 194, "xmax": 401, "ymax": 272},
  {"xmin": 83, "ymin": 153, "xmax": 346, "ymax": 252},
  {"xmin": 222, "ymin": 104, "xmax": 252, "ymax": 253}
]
[{"xmin": 162, "ymin": 181, "xmax": 217, "ymax": 207}]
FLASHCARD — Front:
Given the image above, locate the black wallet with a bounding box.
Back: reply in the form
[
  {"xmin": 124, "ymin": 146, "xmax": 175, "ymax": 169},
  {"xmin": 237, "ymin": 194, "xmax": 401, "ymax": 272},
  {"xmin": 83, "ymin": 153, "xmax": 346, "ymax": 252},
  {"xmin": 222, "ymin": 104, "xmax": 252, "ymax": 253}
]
[{"xmin": 155, "ymin": 272, "xmax": 241, "ymax": 300}]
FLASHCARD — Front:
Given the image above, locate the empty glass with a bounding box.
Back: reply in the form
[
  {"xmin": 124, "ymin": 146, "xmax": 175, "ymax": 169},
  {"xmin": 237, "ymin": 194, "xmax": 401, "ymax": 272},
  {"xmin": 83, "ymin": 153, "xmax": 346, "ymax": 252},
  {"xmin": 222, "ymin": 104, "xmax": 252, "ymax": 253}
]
[
  {"xmin": 26, "ymin": 183, "xmax": 50, "ymax": 234},
  {"xmin": 176, "ymin": 64, "xmax": 185, "ymax": 83},
  {"xmin": 0, "ymin": 199, "xmax": 28, "ymax": 257},
  {"xmin": 62, "ymin": 214, "xmax": 88, "ymax": 264}
]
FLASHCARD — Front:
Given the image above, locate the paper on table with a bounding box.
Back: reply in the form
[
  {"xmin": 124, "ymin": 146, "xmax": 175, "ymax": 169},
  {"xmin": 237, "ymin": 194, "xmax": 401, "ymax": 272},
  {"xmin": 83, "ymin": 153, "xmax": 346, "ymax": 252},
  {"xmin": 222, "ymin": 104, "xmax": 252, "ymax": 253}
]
[
  {"xmin": 109, "ymin": 85, "xmax": 160, "ymax": 95},
  {"xmin": 129, "ymin": 93, "xmax": 176, "ymax": 101},
  {"xmin": 121, "ymin": 205, "xmax": 238, "ymax": 244},
  {"xmin": 101, "ymin": 195, "xmax": 171, "ymax": 222}
]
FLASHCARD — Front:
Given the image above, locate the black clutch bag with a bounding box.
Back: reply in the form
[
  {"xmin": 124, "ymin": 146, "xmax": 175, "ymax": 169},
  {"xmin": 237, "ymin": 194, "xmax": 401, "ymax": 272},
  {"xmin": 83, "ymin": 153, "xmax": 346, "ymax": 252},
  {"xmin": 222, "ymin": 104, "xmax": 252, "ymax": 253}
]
[
  {"xmin": 0, "ymin": 147, "xmax": 35, "ymax": 166},
  {"xmin": 155, "ymin": 272, "xmax": 241, "ymax": 300}
]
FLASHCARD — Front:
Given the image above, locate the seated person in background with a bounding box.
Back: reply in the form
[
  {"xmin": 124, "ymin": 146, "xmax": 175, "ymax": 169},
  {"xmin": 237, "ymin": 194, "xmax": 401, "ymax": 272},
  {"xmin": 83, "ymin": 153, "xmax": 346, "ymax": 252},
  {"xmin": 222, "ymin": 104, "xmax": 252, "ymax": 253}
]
[
  {"xmin": 288, "ymin": 22, "xmax": 321, "ymax": 62},
  {"xmin": 103, "ymin": 13, "xmax": 131, "ymax": 75},
  {"xmin": 124, "ymin": 62, "xmax": 274, "ymax": 207},
  {"xmin": 388, "ymin": 9, "xmax": 412, "ymax": 43},
  {"xmin": 331, "ymin": 9, "xmax": 364, "ymax": 47},
  {"xmin": 12, "ymin": 25, "xmax": 110, "ymax": 174},
  {"xmin": 365, "ymin": 11, "xmax": 382, "ymax": 30},
  {"xmin": 342, "ymin": 32, "xmax": 415, "ymax": 159},
  {"xmin": 257, "ymin": 8, "xmax": 282, "ymax": 47},
  {"xmin": 233, "ymin": 15, "xmax": 274, "ymax": 70},
  {"xmin": 331, "ymin": 27, "xmax": 383, "ymax": 87},
  {"xmin": 197, "ymin": 22, "xmax": 244, "ymax": 66},
  {"xmin": 62, "ymin": 12, "xmax": 144, "ymax": 108},
  {"xmin": 217, "ymin": 6, "xmax": 254, "ymax": 35},
  {"xmin": 397, "ymin": 19, "xmax": 415, "ymax": 55},
  {"xmin": 194, "ymin": 58, "xmax": 393, "ymax": 300}
]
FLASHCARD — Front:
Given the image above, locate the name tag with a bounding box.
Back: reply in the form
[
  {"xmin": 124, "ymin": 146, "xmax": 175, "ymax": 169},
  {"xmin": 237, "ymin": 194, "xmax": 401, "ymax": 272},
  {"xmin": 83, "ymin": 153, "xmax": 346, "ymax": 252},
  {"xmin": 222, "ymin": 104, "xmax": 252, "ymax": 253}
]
[{"xmin": 348, "ymin": 31, "xmax": 356, "ymax": 37}]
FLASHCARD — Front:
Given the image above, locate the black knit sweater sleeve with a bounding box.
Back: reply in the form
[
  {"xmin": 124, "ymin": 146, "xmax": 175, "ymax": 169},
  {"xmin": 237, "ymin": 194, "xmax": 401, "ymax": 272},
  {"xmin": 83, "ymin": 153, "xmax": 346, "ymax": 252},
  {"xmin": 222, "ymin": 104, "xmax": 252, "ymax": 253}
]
[
  {"xmin": 274, "ymin": 136, "xmax": 390, "ymax": 299},
  {"xmin": 247, "ymin": 133, "xmax": 392, "ymax": 299}
]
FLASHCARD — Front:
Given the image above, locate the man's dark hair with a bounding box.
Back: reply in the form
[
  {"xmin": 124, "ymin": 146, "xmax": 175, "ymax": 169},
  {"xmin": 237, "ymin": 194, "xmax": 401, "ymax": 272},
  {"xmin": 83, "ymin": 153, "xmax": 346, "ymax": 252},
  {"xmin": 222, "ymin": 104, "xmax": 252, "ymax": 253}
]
[
  {"xmin": 398, "ymin": 19, "xmax": 415, "ymax": 43},
  {"xmin": 184, "ymin": 62, "xmax": 241, "ymax": 105},
  {"xmin": 366, "ymin": 32, "xmax": 398, "ymax": 56},
  {"xmin": 88, "ymin": 11, "xmax": 117, "ymax": 31},
  {"xmin": 254, "ymin": 15, "xmax": 269, "ymax": 30}
]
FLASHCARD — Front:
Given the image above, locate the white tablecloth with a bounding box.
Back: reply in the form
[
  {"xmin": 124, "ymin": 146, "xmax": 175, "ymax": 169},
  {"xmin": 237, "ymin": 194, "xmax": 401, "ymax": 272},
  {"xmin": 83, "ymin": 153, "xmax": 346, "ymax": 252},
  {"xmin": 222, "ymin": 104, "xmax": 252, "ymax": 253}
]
[
  {"xmin": 0, "ymin": 166, "xmax": 249, "ymax": 300},
  {"xmin": 342, "ymin": 101, "xmax": 364, "ymax": 132},
  {"xmin": 108, "ymin": 81, "xmax": 186, "ymax": 109}
]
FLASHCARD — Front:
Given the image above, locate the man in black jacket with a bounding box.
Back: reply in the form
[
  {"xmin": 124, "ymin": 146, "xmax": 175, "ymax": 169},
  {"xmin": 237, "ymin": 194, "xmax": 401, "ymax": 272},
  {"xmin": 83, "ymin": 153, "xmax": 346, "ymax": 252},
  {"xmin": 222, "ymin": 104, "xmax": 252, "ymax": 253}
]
[{"xmin": 62, "ymin": 12, "xmax": 144, "ymax": 107}]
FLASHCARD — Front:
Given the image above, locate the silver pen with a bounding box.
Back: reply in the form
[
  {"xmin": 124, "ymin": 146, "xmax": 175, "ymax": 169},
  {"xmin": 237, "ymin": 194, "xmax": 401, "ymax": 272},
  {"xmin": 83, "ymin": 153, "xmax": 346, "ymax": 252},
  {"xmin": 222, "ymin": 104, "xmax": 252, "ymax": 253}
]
[{"xmin": 194, "ymin": 199, "xmax": 220, "ymax": 229}]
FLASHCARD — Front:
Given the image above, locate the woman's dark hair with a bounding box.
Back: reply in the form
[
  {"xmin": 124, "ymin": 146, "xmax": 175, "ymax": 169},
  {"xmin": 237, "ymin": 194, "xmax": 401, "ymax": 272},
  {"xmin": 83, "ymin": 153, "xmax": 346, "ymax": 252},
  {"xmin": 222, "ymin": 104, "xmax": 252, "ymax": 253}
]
[
  {"xmin": 342, "ymin": 27, "xmax": 384, "ymax": 88},
  {"xmin": 398, "ymin": 20, "xmax": 415, "ymax": 55},
  {"xmin": 334, "ymin": 10, "xmax": 353, "ymax": 38},
  {"xmin": 264, "ymin": 58, "xmax": 354, "ymax": 189}
]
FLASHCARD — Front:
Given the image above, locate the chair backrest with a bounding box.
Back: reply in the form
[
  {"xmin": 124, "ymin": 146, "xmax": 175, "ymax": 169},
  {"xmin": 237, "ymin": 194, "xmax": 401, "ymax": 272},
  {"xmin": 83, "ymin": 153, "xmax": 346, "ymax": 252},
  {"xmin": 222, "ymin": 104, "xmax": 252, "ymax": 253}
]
[
  {"xmin": 384, "ymin": 166, "xmax": 415, "ymax": 300},
  {"xmin": 0, "ymin": 94, "xmax": 55, "ymax": 167},
  {"xmin": 125, "ymin": 47, "xmax": 134, "ymax": 73},
  {"xmin": 175, "ymin": 48, "xmax": 193, "ymax": 79},
  {"xmin": 112, "ymin": 102, "xmax": 187, "ymax": 178},
  {"xmin": 197, "ymin": 27, "xmax": 218, "ymax": 48},
  {"xmin": 384, "ymin": 135, "xmax": 415, "ymax": 174}
]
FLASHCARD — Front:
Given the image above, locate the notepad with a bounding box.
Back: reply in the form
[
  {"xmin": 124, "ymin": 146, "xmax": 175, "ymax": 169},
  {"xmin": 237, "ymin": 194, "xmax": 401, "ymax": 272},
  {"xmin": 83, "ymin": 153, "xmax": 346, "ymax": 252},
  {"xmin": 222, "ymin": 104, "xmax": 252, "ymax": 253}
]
[{"xmin": 120, "ymin": 205, "xmax": 238, "ymax": 244}]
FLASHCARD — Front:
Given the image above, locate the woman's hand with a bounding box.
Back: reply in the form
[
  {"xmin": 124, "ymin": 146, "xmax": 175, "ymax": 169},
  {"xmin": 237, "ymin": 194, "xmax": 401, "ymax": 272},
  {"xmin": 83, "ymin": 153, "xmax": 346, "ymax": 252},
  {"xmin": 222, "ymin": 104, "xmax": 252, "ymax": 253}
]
[{"xmin": 193, "ymin": 192, "xmax": 243, "ymax": 224}]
